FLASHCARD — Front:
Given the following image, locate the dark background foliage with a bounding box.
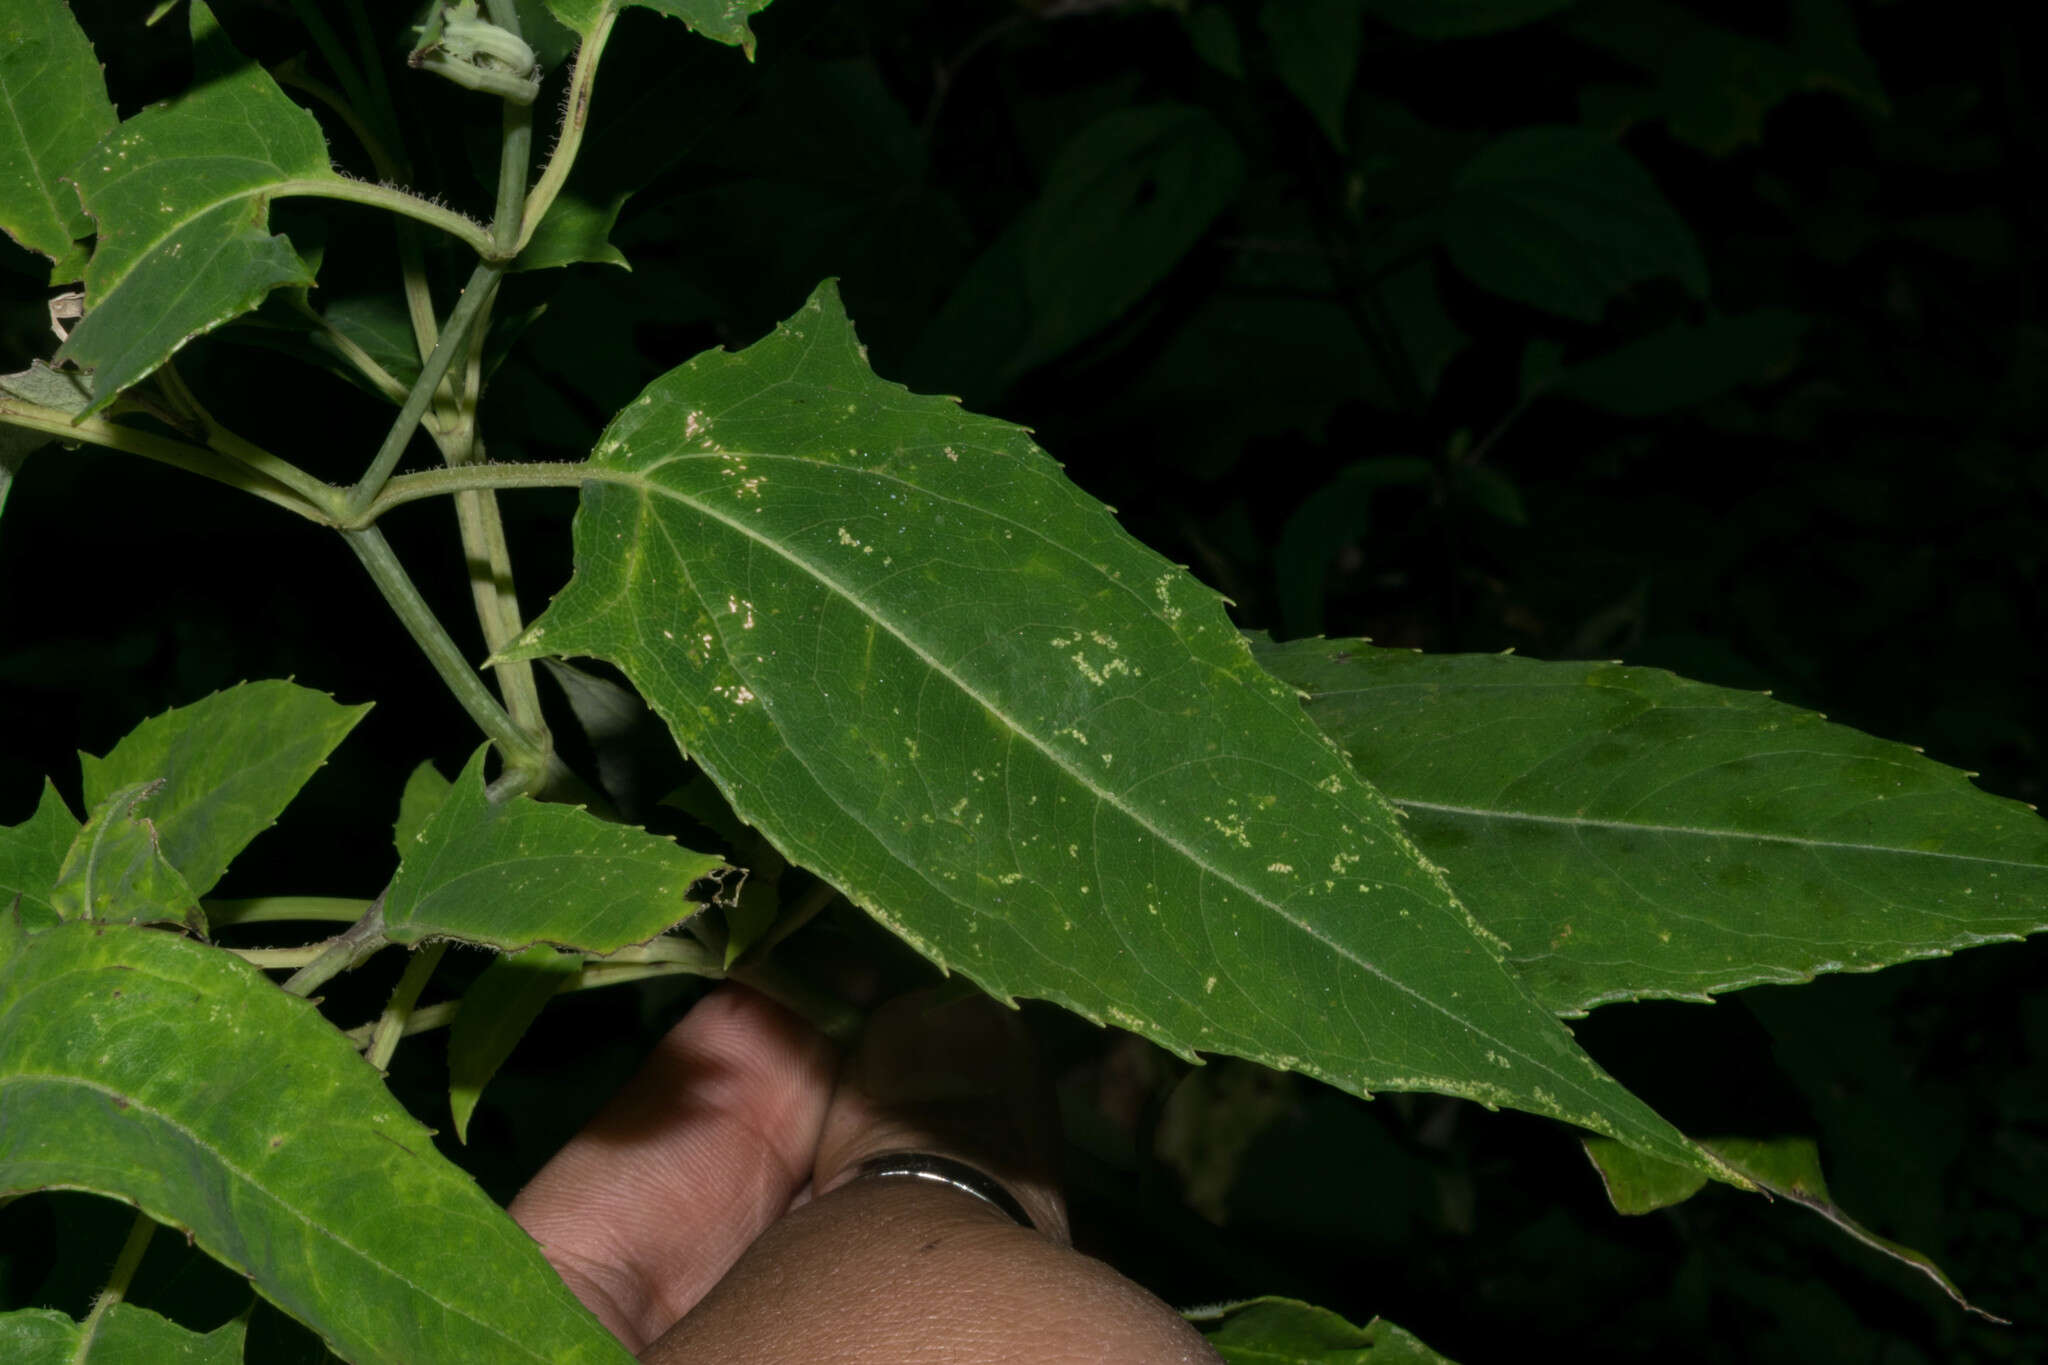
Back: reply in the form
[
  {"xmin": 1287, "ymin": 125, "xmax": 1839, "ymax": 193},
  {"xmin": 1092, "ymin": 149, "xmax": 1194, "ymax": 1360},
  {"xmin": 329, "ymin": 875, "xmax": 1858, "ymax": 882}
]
[{"xmin": 2, "ymin": 0, "xmax": 2042, "ymax": 1360}]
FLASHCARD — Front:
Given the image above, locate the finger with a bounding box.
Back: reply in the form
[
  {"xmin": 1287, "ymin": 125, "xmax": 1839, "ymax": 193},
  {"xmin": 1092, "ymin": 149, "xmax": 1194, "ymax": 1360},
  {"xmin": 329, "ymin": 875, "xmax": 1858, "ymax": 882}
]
[
  {"xmin": 510, "ymin": 983, "xmax": 838, "ymax": 1352},
  {"xmin": 811, "ymin": 988, "xmax": 1068, "ymax": 1243}
]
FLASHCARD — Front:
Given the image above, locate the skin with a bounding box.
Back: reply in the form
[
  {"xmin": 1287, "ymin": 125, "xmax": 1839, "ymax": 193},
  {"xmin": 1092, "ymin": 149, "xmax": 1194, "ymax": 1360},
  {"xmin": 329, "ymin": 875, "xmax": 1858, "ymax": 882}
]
[{"xmin": 512, "ymin": 984, "xmax": 1222, "ymax": 1364}]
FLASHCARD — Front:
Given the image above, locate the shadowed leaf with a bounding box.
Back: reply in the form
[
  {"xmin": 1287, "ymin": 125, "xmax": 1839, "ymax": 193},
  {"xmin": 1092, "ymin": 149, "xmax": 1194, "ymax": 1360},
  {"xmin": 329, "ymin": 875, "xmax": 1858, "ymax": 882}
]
[
  {"xmin": 0, "ymin": 1303, "xmax": 245, "ymax": 1364},
  {"xmin": 449, "ymin": 945, "xmax": 583, "ymax": 1142},
  {"xmin": 1189, "ymin": 1296, "xmax": 1460, "ymax": 1363},
  {"xmin": 0, "ymin": 0, "xmax": 117, "ymax": 281}
]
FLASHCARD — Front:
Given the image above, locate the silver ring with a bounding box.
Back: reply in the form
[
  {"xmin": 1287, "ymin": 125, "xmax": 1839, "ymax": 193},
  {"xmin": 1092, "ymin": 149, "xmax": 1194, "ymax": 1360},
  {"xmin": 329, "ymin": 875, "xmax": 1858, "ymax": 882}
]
[{"xmin": 853, "ymin": 1151, "xmax": 1036, "ymax": 1230}]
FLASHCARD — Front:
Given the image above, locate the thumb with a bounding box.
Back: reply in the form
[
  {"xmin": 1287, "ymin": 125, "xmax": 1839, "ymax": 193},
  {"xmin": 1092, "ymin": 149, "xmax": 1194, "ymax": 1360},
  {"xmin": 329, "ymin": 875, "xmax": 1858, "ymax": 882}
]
[{"xmin": 810, "ymin": 986, "xmax": 1069, "ymax": 1243}]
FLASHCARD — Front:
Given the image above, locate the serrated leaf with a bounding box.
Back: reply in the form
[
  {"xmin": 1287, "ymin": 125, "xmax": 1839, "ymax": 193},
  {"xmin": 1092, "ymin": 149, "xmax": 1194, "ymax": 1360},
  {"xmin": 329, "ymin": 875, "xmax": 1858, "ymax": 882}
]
[
  {"xmin": 54, "ymin": 2, "xmax": 334, "ymax": 411},
  {"xmin": 1256, "ymin": 639, "xmax": 2048, "ymax": 1015},
  {"xmin": 1260, "ymin": 0, "xmax": 1362, "ymax": 148},
  {"xmin": 1189, "ymin": 1296, "xmax": 1459, "ymax": 1364},
  {"xmin": 1584, "ymin": 1136, "xmax": 2002, "ymax": 1320},
  {"xmin": 0, "ymin": 920, "xmax": 633, "ymax": 1365},
  {"xmin": 449, "ymin": 945, "xmax": 582, "ymax": 1142},
  {"xmin": 48, "ymin": 780, "xmax": 204, "ymax": 932},
  {"xmin": 1555, "ymin": 309, "xmax": 1809, "ymax": 415},
  {"xmin": 545, "ymin": 0, "xmax": 775, "ymax": 55},
  {"xmin": 383, "ymin": 746, "xmax": 724, "ymax": 952},
  {"xmin": 395, "ymin": 759, "xmax": 455, "ymax": 854},
  {"xmin": 0, "ymin": 780, "xmax": 79, "ymax": 930},
  {"xmin": 0, "ymin": 1303, "xmax": 245, "ymax": 1364},
  {"xmin": 1444, "ymin": 126, "xmax": 1706, "ymax": 321},
  {"xmin": 498, "ymin": 280, "xmax": 1723, "ymax": 1176},
  {"xmin": 80, "ymin": 679, "xmax": 370, "ymax": 898},
  {"xmin": 0, "ymin": 0, "xmax": 118, "ymax": 280}
]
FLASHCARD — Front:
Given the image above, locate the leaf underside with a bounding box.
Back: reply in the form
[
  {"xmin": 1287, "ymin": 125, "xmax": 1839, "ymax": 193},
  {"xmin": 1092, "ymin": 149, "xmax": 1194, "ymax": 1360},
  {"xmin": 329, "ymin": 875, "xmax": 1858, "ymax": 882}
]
[
  {"xmin": 1256, "ymin": 638, "xmax": 2048, "ymax": 1016},
  {"xmin": 502, "ymin": 280, "xmax": 1719, "ymax": 1174}
]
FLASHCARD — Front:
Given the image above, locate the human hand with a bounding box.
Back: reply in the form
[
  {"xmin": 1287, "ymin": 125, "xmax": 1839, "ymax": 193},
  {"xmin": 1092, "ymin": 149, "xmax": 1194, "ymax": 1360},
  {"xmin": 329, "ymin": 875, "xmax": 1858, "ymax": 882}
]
[{"xmin": 511, "ymin": 983, "xmax": 1221, "ymax": 1363}]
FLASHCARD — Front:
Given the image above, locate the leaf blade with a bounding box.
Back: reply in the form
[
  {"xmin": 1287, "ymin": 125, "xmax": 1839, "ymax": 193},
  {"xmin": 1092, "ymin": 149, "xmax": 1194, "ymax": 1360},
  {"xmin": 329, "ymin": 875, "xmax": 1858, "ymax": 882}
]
[
  {"xmin": 1, "ymin": 780, "xmax": 79, "ymax": 930},
  {"xmin": 80, "ymin": 679, "xmax": 370, "ymax": 899},
  {"xmin": 0, "ymin": 919, "xmax": 633, "ymax": 1365},
  {"xmin": 383, "ymin": 747, "xmax": 724, "ymax": 953},
  {"xmin": 1188, "ymin": 1295, "xmax": 1460, "ymax": 1364},
  {"xmin": 501, "ymin": 281, "xmax": 1721, "ymax": 1174},
  {"xmin": 1256, "ymin": 638, "xmax": 2048, "ymax": 1015},
  {"xmin": 0, "ymin": 0, "xmax": 118, "ymax": 278},
  {"xmin": 448, "ymin": 945, "xmax": 583, "ymax": 1142}
]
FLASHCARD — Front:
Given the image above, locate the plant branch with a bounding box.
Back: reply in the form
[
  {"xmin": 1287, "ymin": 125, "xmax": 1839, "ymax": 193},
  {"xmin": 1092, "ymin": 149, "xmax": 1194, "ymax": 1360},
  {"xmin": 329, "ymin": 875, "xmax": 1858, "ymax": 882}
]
[
  {"xmin": 0, "ymin": 399, "xmax": 331, "ymax": 523},
  {"xmin": 282, "ymin": 899, "xmax": 390, "ymax": 997},
  {"xmin": 517, "ymin": 5, "xmax": 619, "ymax": 252},
  {"xmin": 226, "ymin": 944, "xmax": 335, "ymax": 969},
  {"xmin": 208, "ymin": 896, "xmax": 373, "ymax": 926},
  {"xmin": 365, "ymin": 942, "xmax": 449, "ymax": 1071},
  {"xmin": 284, "ymin": 295, "xmax": 415, "ymax": 409},
  {"xmin": 76, "ymin": 1211, "xmax": 156, "ymax": 1351},
  {"xmin": 342, "ymin": 526, "xmax": 545, "ymax": 773},
  {"xmin": 345, "ymin": 260, "xmax": 507, "ymax": 520},
  {"xmin": 341, "ymin": 954, "xmax": 722, "ymax": 1049},
  {"xmin": 366, "ymin": 460, "xmax": 592, "ymax": 520},
  {"xmin": 154, "ymin": 364, "xmax": 346, "ymax": 515},
  {"xmin": 276, "ymin": 179, "xmax": 500, "ymax": 260}
]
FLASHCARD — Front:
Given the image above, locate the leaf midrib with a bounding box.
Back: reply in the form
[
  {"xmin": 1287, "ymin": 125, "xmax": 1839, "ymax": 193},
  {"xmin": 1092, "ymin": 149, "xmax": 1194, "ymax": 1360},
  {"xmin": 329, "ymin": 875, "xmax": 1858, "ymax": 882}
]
[
  {"xmin": 1394, "ymin": 798, "xmax": 2047, "ymax": 872},
  {"xmin": 587, "ymin": 448, "xmax": 1614, "ymax": 1101}
]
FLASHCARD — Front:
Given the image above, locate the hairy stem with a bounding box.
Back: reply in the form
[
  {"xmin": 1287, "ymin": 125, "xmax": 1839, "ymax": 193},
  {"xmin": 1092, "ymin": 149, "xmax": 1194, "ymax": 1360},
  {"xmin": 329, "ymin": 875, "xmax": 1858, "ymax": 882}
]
[
  {"xmin": 0, "ymin": 400, "xmax": 330, "ymax": 523},
  {"xmin": 519, "ymin": 6, "xmax": 619, "ymax": 251},
  {"xmin": 275, "ymin": 179, "xmax": 499, "ymax": 259},
  {"xmin": 367, "ymin": 460, "xmax": 592, "ymax": 520},
  {"xmin": 282, "ymin": 899, "xmax": 389, "ymax": 998},
  {"xmin": 345, "ymin": 260, "xmax": 507, "ymax": 520},
  {"xmin": 76, "ymin": 1212, "xmax": 157, "ymax": 1350},
  {"xmin": 343, "ymin": 526, "xmax": 544, "ymax": 775}
]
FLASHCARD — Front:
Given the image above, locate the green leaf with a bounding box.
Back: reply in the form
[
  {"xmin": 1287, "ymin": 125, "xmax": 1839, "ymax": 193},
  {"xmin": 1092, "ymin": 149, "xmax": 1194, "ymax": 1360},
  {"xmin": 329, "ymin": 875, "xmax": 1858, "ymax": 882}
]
[
  {"xmin": 0, "ymin": 780, "xmax": 78, "ymax": 930},
  {"xmin": 498, "ymin": 280, "xmax": 1723, "ymax": 1176},
  {"xmin": 545, "ymin": 0, "xmax": 775, "ymax": 56},
  {"xmin": 1584, "ymin": 1137, "xmax": 2003, "ymax": 1321},
  {"xmin": 0, "ymin": 0, "xmax": 118, "ymax": 281},
  {"xmin": 0, "ymin": 919, "xmax": 633, "ymax": 1365},
  {"xmin": 1274, "ymin": 458, "xmax": 1433, "ymax": 638},
  {"xmin": 395, "ymin": 759, "xmax": 456, "ymax": 855},
  {"xmin": 1365, "ymin": 0, "xmax": 1574, "ymax": 39},
  {"xmin": 48, "ymin": 781, "xmax": 204, "ymax": 932},
  {"xmin": 1184, "ymin": 6, "xmax": 1246, "ymax": 79},
  {"xmin": 449, "ymin": 945, "xmax": 583, "ymax": 1142},
  {"xmin": 81, "ymin": 679, "xmax": 370, "ymax": 898},
  {"xmin": 1255, "ymin": 639, "xmax": 2048, "ymax": 1015},
  {"xmin": 1015, "ymin": 105, "xmax": 1245, "ymax": 375},
  {"xmin": 1260, "ymin": 0, "xmax": 1362, "ymax": 148},
  {"xmin": 55, "ymin": 2, "xmax": 333, "ymax": 411},
  {"xmin": 1189, "ymin": 1296, "xmax": 1459, "ymax": 1364},
  {"xmin": 383, "ymin": 746, "xmax": 724, "ymax": 953},
  {"xmin": 1444, "ymin": 126, "xmax": 1706, "ymax": 321},
  {"xmin": 517, "ymin": 189, "xmax": 631, "ymax": 273},
  {"xmin": 1554, "ymin": 310, "xmax": 1809, "ymax": 416},
  {"xmin": 0, "ymin": 1303, "xmax": 246, "ymax": 1364}
]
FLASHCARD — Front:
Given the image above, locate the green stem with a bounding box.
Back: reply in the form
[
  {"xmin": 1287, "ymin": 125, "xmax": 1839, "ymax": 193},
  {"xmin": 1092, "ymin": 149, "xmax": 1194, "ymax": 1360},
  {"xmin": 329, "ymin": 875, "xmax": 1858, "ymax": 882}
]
[
  {"xmin": 282, "ymin": 900, "xmax": 389, "ymax": 998},
  {"xmin": 729, "ymin": 959, "xmax": 865, "ymax": 1046},
  {"xmin": 518, "ymin": 5, "xmax": 619, "ymax": 252},
  {"xmin": 285, "ymin": 0, "xmax": 373, "ymax": 118},
  {"xmin": 366, "ymin": 460, "xmax": 592, "ymax": 520},
  {"xmin": 365, "ymin": 942, "xmax": 449, "ymax": 1071},
  {"xmin": 284, "ymin": 295, "xmax": 414, "ymax": 409},
  {"xmin": 275, "ymin": 179, "xmax": 499, "ymax": 259},
  {"xmin": 207, "ymin": 896, "xmax": 373, "ymax": 926},
  {"xmin": 77, "ymin": 1212, "xmax": 156, "ymax": 1350},
  {"xmin": 0, "ymin": 400, "xmax": 330, "ymax": 524},
  {"xmin": 155, "ymin": 365, "xmax": 346, "ymax": 515},
  {"xmin": 345, "ymin": 260, "xmax": 507, "ymax": 521},
  {"xmin": 226, "ymin": 944, "xmax": 334, "ymax": 969},
  {"xmin": 341, "ymin": 954, "xmax": 721, "ymax": 1049},
  {"xmin": 274, "ymin": 62, "xmax": 404, "ymax": 183},
  {"xmin": 342, "ymin": 525, "xmax": 543, "ymax": 774}
]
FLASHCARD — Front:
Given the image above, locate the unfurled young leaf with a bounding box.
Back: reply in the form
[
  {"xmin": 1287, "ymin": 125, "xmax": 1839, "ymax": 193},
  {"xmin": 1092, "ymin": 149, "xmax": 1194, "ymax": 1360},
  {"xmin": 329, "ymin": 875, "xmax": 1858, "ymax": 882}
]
[
  {"xmin": 500, "ymin": 281, "xmax": 1728, "ymax": 1177},
  {"xmin": 80, "ymin": 679, "xmax": 370, "ymax": 898},
  {"xmin": 1256, "ymin": 639, "xmax": 2048, "ymax": 1015},
  {"xmin": 0, "ymin": 0, "xmax": 118, "ymax": 282},
  {"xmin": 383, "ymin": 746, "xmax": 724, "ymax": 953},
  {"xmin": 55, "ymin": 2, "xmax": 336, "ymax": 410},
  {"xmin": 0, "ymin": 919, "xmax": 633, "ymax": 1365},
  {"xmin": 48, "ymin": 780, "xmax": 204, "ymax": 932},
  {"xmin": 0, "ymin": 1302, "xmax": 245, "ymax": 1364}
]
